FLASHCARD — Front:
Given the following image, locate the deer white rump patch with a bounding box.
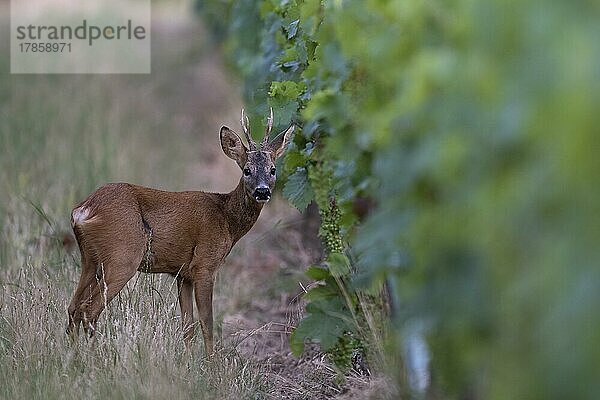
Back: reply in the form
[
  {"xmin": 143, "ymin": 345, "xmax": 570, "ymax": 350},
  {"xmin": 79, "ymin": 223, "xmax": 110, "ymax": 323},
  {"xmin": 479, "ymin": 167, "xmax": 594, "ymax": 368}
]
[{"xmin": 71, "ymin": 206, "xmax": 92, "ymax": 226}]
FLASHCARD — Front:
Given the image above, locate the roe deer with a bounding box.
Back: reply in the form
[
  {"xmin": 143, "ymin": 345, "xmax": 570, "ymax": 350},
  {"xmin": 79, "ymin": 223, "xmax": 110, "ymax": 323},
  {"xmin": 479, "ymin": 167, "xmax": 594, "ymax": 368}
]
[{"xmin": 67, "ymin": 109, "xmax": 294, "ymax": 355}]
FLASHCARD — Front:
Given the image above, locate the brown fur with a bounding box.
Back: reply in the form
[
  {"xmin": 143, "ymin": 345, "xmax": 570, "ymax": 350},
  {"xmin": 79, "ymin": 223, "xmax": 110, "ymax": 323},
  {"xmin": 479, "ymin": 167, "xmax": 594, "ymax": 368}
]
[{"xmin": 66, "ymin": 117, "xmax": 294, "ymax": 355}]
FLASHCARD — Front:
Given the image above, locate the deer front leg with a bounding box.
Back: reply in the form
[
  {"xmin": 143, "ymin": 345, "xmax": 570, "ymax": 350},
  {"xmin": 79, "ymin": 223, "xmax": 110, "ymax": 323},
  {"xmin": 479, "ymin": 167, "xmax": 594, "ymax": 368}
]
[
  {"xmin": 177, "ymin": 277, "xmax": 195, "ymax": 346},
  {"xmin": 194, "ymin": 270, "xmax": 215, "ymax": 356}
]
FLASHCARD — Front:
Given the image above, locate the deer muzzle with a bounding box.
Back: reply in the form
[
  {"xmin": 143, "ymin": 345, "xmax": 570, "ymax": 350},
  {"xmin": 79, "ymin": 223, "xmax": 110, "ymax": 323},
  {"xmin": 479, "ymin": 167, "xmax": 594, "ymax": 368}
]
[{"xmin": 253, "ymin": 186, "xmax": 271, "ymax": 203}]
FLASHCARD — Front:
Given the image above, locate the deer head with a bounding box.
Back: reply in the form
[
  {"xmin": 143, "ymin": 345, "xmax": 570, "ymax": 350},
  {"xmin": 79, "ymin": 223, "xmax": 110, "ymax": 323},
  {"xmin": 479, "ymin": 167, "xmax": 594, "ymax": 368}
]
[{"xmin": 220, "ymin": 108, "xmax": 295, "ymax": 203}]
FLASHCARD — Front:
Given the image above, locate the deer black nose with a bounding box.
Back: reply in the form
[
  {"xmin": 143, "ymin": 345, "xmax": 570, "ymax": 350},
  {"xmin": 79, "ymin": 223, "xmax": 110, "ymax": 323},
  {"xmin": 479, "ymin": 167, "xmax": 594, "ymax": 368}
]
[{"xmin": 253, "ymin": 187, "xmax": 271, "ymax": 202}]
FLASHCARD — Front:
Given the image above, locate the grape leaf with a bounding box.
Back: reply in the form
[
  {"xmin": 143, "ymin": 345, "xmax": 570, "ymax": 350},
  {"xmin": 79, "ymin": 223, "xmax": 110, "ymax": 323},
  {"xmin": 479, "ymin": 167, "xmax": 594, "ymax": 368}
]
[
  {"xmin": 282, "ymin": 167, "xmax": 314, "ymax": 211},
  {"xmin": 290, "ymin": 297, "xmax": 351, "ymax": 356}
]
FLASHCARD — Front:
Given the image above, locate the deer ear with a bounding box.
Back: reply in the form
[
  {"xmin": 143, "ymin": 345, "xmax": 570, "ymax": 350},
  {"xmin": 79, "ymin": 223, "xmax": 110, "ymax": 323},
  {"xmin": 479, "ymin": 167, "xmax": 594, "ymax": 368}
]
[
  {"xmin": 267, "ymin": 124, "xmax": 295, "ymax": 160},
  {"xmin": 220, "ymin": 126, "xmax": 247, "ymax": 168}
]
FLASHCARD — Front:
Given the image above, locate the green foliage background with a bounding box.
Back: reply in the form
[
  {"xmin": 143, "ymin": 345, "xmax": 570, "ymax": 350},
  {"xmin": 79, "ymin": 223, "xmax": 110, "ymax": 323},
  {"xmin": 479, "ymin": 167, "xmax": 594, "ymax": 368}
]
[{"xmin": 198, "ymin": 0, "xmax": 600, "ymax": 398}]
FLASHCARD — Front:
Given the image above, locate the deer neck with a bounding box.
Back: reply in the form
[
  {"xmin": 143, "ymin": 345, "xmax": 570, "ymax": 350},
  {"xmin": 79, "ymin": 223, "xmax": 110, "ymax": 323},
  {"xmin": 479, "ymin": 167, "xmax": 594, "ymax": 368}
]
[{"xmin": 224, "ymin": 178, "xmax": 264, "ymax": 243}]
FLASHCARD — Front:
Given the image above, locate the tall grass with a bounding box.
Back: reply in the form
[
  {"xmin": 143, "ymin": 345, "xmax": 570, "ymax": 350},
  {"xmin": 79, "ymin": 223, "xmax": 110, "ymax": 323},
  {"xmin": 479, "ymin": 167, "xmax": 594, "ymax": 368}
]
[{"xmin": 0, "ymin": 260, "xmax": 269, "ymax": 399}]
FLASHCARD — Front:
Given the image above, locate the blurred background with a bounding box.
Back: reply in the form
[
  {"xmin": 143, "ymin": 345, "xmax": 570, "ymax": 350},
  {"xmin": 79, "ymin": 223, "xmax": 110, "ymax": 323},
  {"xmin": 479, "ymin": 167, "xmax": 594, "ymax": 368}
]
[{"xmin": 1, "ymin": 0, "xmax": 600, "ymax": 399}]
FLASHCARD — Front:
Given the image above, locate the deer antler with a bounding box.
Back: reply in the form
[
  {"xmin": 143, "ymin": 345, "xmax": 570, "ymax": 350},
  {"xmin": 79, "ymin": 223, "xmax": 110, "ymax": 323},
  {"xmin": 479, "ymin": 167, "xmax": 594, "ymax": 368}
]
[
  {"xmin": 262, "ymin": 107, "xmax": 274, "ymax": 148},
  {"xmin": 240, "ymin": 108, "xmax": 257, "ymax": 151}
]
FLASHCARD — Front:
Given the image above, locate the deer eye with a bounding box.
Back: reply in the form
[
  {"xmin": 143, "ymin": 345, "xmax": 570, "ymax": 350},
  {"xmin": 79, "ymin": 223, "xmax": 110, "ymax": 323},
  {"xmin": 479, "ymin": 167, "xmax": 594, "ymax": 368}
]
[
  {"xmin": 270, "ymin": 167, "xmax": 276, "ymax": 176},
  {"xmin": 243, "ymin": 167, "xmax": 251, "ymax": 176}
]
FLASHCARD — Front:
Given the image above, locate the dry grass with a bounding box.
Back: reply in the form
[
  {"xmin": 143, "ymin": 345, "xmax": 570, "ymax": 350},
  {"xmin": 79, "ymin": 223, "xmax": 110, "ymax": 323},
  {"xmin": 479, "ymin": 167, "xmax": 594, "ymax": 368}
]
[{"xmin": 0, "ymin": 261, "xmax": 270, "ymax": 399}]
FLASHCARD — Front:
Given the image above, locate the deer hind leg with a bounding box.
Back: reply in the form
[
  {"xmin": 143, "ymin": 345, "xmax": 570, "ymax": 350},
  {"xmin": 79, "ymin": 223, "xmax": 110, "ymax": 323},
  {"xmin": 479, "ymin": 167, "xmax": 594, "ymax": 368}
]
[
  {"xmin": 67, "ymin": 254, "xmax": 96, "ymax": 337},
  {"xmin": 177, "ymin": 277, "xmax": 195, "ymax": 346},
  {"xmin": 194, "ymin": 270, "xmax": 215, "ymax": 356},
  {"xmin": 79, "ymin": 253, "xmax": 143, "ymax": 336}
]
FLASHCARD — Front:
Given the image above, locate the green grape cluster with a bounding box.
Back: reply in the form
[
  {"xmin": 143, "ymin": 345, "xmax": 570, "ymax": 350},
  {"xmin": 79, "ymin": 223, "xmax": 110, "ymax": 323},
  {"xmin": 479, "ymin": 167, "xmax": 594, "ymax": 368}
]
[
  {"xmin": 329, "ymin": 332, "xmax": 364, "ymax": 372},
  {"xmin": 320, "ymin": 198, "xmax": 344, "ymax": 254},
  {"xmin": 307, "ymin": 163, "xmax": 345, "ymax": 254},
  {"xmin": 307, "ymin": 163, "xmax": 331, "ymax": 209}
]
